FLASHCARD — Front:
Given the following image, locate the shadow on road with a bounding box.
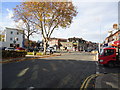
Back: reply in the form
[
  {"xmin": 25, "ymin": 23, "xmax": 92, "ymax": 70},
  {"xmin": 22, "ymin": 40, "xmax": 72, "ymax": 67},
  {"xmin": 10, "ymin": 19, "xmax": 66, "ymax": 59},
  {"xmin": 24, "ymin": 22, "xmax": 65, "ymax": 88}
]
[
  {"xmin": 2, "ymin": 58, "xmax": 120, "ymax": 89},
  {"xmin": 2, "ymin": 59, "xmax": 96, "ymax": 88}
]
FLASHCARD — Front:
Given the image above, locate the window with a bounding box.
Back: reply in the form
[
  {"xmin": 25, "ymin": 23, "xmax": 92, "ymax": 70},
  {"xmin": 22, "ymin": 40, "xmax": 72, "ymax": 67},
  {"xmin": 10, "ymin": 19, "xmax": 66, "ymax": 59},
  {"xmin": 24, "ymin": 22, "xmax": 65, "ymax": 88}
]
[
  {"xmin": 10, "ymin": 44, "xmax": 13, "ymax": 47},
  {"xmin": 104, "ymin": 49, "xmax": 114, "ymax": 56},
  {"xmin": 16, "ymin": 38, "xmax": 19, "ymax": 41},
  {"xmin": 10, "ymin": 38, "xmax": 12, "ymax": 41},
  {"xmin": 16, "ymin": 44, "xmax": 19, "ymax": 47},
  {"xmin": 17, "ymin": 32, "xmax": 19, "ymax": 35},
  {"xmin": 11, "ymin": 31, "xmax": 13, "ymax": 34}
]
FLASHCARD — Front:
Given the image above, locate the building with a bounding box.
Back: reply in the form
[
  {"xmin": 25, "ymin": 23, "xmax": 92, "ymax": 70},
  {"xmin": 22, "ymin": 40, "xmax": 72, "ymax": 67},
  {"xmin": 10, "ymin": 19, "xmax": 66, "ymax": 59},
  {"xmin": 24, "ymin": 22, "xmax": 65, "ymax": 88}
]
[
  {"xmin": 0, "ymin": 27, "xmax": 24, "ymax": 48},
  {"xmin": 68, "ymin": 37, "xmax": 83, "ymax": 51},
  {"xmin": 48, "ymin": 38, "xmax": 67, "ymax": 50},
  {"xmin": 104, "ymin": 30, "xmax": 120, "ymax": 46},
  {"xmin": 60, "ymin": 42, "xmax": 73, "ymax": 51},
  {"xmin": 48, "ymin": 37, "xmax": 98, "ymax": 51},
  {"xmin": 103, "ymin": 24, "xmax": 120, "ymax": 47}
]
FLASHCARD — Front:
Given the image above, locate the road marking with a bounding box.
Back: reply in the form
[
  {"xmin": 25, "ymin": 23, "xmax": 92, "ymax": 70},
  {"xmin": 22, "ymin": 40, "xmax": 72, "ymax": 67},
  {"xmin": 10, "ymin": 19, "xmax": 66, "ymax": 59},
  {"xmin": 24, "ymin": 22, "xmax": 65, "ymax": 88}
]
[
  {"xmin": 96, "ymin": 72, "xmax": 100, "ymax": 74},
  {"xmin": 95, "ymin": 62, "xmax": 100, "ymax": 74},
  {"xmin": 17, "ymin": 68, "xmax": 29, "ymax": 77},
  {"xmin": 106, "ymin": 82, "xmax": 119, "ymax": 88},
  {"xmin": 80, "ymin": 74, "xmax": 103, "ymax": 89},
  {"xmin": 27, "ymin": 87, "xmax": 35, "ymax": 90}
]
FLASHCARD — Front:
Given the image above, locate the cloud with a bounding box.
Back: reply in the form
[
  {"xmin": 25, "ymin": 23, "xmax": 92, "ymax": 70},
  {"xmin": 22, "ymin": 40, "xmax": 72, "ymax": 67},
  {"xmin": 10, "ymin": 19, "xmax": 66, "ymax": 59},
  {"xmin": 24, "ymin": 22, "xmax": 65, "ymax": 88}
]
[
  {"xmin": 1, "ymin": 2, "xmax": 118, "ymax": 42},
  {"xmin": 51, "ymin": 2, "xmax": 118, "ymax": 43},
  {"xmin": 6, "ymin": 8, "xmax": 14, "ymax": 19},
  {"xmin": 0, "ymin": 8, "xmax": 17, "ymax": 28}
]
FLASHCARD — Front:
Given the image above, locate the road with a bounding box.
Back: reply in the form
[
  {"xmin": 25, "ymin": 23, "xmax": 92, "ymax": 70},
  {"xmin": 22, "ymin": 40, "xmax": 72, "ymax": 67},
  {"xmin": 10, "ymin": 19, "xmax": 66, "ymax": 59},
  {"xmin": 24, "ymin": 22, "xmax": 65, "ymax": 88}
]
[{"xmin": 2, "ymin": 52, "xmax": 120, "ymax": 89}]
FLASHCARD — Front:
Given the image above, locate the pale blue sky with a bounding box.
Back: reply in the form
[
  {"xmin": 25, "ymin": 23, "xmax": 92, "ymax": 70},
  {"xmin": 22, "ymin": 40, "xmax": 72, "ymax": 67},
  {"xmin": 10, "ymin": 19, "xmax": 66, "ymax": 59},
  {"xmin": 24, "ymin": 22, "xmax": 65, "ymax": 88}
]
[{"xmin": 0, "ymin": 0, "xmax": 119, "ymax": 43}]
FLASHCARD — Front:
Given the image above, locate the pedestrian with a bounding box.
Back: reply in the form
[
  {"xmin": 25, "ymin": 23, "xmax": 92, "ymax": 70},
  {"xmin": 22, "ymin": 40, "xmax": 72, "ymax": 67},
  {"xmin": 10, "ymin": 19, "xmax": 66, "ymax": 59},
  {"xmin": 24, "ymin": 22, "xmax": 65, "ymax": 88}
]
[{"xmin": 50, "ymin": 49, "xmax": 53, "ymax": 55}]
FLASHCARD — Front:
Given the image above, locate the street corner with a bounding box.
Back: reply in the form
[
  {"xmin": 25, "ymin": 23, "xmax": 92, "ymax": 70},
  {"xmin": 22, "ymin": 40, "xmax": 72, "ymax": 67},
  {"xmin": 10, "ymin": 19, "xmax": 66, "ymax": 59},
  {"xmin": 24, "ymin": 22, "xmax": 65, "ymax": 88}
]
[{"xmin": 80, "ymin": 73, "xmax": 120, "ymax": 89}]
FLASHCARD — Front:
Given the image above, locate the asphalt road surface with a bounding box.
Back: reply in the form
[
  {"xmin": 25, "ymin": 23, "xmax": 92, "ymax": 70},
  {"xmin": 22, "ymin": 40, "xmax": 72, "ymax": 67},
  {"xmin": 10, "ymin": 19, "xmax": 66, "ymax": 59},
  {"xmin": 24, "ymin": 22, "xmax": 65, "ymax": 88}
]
[{"xmin": 2, "ymin": 52, "xmax": 120, "ymax": 89}]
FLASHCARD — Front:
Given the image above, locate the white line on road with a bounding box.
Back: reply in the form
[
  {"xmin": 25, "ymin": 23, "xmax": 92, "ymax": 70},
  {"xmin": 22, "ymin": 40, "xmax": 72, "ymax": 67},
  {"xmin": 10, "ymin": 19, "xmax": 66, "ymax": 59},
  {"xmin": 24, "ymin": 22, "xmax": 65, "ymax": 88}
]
[
  {"xmin": 17, "ymin": 68, "xmax": 29, "ymax": 77},
  {"xmin": 95, "ymin": 61, "xmax": 100, "ymax": 74}
]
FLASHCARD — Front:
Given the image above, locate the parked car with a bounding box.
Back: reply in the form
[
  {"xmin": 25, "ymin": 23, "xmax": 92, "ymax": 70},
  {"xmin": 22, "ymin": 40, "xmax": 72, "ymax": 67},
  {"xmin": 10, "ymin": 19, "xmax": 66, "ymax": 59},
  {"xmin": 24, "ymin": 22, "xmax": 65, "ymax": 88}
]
[
  {"xmin": 38, "ymin": 47, "xmax": 44, "ymax": 51},
  {"xmin": 33, "ymin": 48, "xmax": 39, "ymax": 52},
  {"xmin": 47, "ymin": 47, "xmax": 56, "ymax": 52},
  {"xmin": 91, "ymin": 50, "xmax": 98, "ymax": 54},
  {"xmin": 28, "ymin": 48, "xmax": 33, "ymax": 52},
  {"xmin": 15, "ymin": 47, "xmax": 26, "ymax": 51},
  {"xmin": 0, "ymin": 47, "xmax": 6, "ymax": 50},
  {"xmin": 5, "ymin": 47, "xmax": 15, "ymax": 51},
  {"xmin": 85, "ymin": 49, "xmax": 92, "ymax": 52}
]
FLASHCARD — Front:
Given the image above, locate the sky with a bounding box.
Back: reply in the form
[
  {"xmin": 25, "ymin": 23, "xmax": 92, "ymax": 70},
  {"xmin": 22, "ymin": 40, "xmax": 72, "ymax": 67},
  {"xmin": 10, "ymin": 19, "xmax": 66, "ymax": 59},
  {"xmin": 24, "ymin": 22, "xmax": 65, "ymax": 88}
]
[{"xmin": 0, "ymin": 0, "xmax": 119, "ymax": 43}]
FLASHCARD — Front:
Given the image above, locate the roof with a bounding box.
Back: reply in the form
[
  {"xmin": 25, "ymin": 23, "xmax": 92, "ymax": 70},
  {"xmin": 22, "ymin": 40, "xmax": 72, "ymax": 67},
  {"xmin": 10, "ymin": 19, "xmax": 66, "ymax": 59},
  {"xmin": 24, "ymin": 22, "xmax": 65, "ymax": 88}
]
[
  {"xmin": 5, "ymin": 27, "xmax": 23, "ymax": 32},
  {"xmin": 103, "ymin": 47, "xmax": 116, "ymax": 49},
  {"xmin": 106, "ymin": 30, "xmax": 120, "ymax": 39},
  {"xmin": 49, "ymin": 38, "xmax": 67, "ymax": 40},
  {"xmin": 68, "ymin": 37, "xmax": 83, "ymax": 40}
]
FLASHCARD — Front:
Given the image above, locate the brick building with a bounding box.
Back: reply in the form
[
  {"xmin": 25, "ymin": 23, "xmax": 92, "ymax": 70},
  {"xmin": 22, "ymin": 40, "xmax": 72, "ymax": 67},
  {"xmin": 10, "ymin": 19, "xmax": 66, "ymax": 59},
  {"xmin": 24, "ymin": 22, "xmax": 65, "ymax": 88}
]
[
  {"xmin": 48, "ymin": 37, "xmax": 98, "ymax": 51},
  {"xmin": 48, "ymin": 38, "xmax": 67, "ymax": 49}
]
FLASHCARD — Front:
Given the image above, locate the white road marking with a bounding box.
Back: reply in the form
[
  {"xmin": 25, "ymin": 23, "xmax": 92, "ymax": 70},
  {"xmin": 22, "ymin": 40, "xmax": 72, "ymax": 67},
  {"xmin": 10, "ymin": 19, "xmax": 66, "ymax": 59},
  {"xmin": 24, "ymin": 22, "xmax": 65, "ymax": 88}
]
[
  {"xmin": 96, "ymin": 72, "xmax": 100, "ymax": 74},
  {"xmin": 106, "ymin": 82, "xmax": 119, "ymax": 88},
  {"xmin": 27, "ymin": 87, "xmax": 35, "ymax": 90},
  {"xmin": 17, "ymin": 68, "xmax": 29, "ymax": 77},
  {"xmin": 95, "ymin": 61, "xmax": 100, "ymax": 74}
]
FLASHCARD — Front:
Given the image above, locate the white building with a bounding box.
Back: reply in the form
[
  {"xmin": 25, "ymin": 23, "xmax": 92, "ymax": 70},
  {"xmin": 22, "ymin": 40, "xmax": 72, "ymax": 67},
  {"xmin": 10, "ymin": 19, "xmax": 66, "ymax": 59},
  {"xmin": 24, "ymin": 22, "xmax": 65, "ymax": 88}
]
[{"xmin": 0, "ymin": 27, "xmax": 24, "ymax": 48}]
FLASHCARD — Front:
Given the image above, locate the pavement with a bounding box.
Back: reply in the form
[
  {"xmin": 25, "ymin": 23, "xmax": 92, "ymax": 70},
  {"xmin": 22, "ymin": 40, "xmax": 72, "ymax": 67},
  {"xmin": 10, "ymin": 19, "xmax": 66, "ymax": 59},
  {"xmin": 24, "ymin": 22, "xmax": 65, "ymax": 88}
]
[
  {"xmin": 95, "ymin": 73, "xmax": 120, "ymax": 89},
  {"xmin": 1, "ymin": 53, "xmax": 62, "ymax": 63}
]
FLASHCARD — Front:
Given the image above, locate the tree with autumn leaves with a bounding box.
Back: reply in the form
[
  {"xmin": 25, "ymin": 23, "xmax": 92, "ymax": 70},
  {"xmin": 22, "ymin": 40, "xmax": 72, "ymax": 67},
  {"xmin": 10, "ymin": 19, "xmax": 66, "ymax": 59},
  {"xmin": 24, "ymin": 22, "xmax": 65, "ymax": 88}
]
[{"xmin": 13, "ymin": 0, "xmax": 77, "ymax": 54}]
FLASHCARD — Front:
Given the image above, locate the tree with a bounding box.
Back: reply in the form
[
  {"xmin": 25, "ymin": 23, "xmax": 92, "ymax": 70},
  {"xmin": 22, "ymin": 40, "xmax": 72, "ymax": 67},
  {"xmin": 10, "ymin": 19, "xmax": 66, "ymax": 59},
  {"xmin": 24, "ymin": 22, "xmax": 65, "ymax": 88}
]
[
  {"xmin": 13, "ymin": 0, "xmax": 77, "ymax": 54},
  {"xmin": 13, "ymin": 6, "xmax": 39, "ymax": 50},
  {"xmin": 0, "ymin": 35, "xmax": 5, "ymax": 41}
]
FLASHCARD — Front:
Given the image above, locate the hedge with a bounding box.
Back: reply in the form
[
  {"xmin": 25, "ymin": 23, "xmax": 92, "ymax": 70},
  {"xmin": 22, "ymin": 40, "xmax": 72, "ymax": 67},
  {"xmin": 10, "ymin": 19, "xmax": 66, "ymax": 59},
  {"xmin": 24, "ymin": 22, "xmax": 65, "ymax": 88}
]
[
  {"xmin": 27, "ymin": 52, "xmax": 43, "ymax": 55},
  {"xmin": 27, "ymin": 52, "xmax": 34, "ymax": 55},
  {"xmin": 2, "ymin": 50, "xmax": 27, "ymax": 58}
]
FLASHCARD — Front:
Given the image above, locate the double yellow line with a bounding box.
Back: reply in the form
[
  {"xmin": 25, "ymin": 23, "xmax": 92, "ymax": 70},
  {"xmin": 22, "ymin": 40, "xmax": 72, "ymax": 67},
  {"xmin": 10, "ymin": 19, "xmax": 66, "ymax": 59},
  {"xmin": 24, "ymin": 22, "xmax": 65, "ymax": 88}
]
[{"xmin": 80, "ymin": 74, "xmax": 103, "ymax": 90}]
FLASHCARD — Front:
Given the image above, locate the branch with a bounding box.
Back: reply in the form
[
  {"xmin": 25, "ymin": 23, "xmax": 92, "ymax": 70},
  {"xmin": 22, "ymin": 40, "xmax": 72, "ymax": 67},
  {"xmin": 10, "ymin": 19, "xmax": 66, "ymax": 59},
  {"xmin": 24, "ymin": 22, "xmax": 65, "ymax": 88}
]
[{"xmin": 48, "ymin": 21, "xmax": 60, "ymax": 39}]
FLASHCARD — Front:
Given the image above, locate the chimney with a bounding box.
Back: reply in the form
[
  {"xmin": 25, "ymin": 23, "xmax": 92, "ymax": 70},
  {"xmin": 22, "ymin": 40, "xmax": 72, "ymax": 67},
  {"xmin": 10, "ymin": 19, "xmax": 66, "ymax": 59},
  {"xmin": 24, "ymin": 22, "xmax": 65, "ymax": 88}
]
[{"xmin": 113, "ymin": 24, "xmax": 118, "ymax": 30}]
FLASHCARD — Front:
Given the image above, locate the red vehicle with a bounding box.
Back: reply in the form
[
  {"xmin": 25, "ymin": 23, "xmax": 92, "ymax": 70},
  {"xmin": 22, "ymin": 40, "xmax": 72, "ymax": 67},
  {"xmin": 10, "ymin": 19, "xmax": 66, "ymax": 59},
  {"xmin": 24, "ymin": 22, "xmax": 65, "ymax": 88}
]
[
  {"xmin": 15, "ymin": 47, "xmax": 26, "ymax": 51},
  {"xmin": 98, "ymin": 41, "xmax": 120, "ymax": 67}
]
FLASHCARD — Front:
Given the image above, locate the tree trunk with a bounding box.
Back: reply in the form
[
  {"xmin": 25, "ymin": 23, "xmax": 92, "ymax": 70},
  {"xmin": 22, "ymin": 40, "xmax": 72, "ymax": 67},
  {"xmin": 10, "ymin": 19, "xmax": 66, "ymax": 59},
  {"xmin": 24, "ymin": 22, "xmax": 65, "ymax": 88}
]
[
  {"xmin": 43, "ymin": 41, "xmax": 47, "ymax": 55},
  {"xmin": 27, "ymin": 36, "xmax": 30, "ymax": 51}
]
